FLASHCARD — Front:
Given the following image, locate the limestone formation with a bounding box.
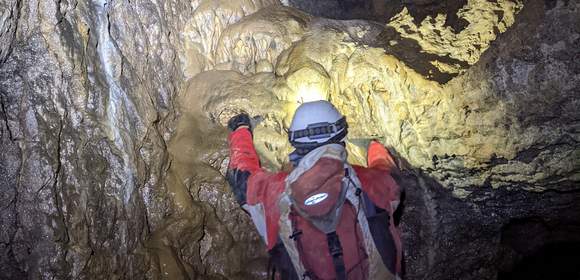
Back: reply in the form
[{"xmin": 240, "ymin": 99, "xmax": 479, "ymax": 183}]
[
  {"xmin": 1, "ymin": 0, "xmax": 579, "ymax": 279},
  {"xmin": 214, "ymin": 6, "xmax": 311, "ymax": 73}
]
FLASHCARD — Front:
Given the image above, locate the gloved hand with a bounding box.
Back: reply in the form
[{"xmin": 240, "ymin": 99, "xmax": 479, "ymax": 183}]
[{"xmin": 227, "ymin": 113, "xmax": 252, "ymax": 132}]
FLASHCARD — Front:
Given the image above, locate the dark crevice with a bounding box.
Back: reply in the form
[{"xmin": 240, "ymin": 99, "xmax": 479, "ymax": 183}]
[
  {"xmin": 403, "ymin": 0, "xmax": 469, "ymax": 32},
  {"xmin": 287, "ymin": 0, "xmax": 471, "ymax": 30},
  {"xmin": 80, "ymin": 199, "xmax": 95, "ymax": 276},
  {"xmin": 500, "ymin": 242, "xmax": 580, "ymax": 280},
  {"xmin": 498, "ymin": 217, "xmax": 580, "ymax": 280},
  {"xmin": 80, "ymin": 249, "xmax": 95, "ymax": 275},
  {"xmin": 539, "ymin": 186, "xmax": 580, "ymax": 195},
  {"xmin": 372, "ymin": 26, "xmax": 468, "ymax": 83},
  {"xmin": 52, "ymin": 114, "xmax": 70, "ymax": 247},
  {"xmin": 0, "ymin": 93, "xmax": 15, "ymax": 141},
  {"xmin": 400, "ymin": 164, "xmax": 580, "ymax": 279}
]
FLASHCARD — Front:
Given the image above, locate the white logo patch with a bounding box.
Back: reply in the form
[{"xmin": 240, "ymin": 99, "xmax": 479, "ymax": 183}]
[{"xmin": 304, "ymin": 193, "xmax": 329, "ymax": 206}]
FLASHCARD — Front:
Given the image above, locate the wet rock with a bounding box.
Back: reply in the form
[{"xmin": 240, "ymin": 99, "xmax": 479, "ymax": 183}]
[
  {"xmin": 0, "ymin": 0, "xmax": 276, "ymax": 278},
  {"xmin": 0, "ymin": 0, "xmax": 19, "ymax": 63}
]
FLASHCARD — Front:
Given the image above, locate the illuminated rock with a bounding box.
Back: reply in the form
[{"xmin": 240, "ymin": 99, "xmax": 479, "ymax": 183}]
[
  {"xmin": 388, "ymin": 0, "xmax": 523, "ymax": 66},
  {"xmin": 215, "ymin": 5, "xmax": 311, "ymax": 73},
  {"xmin": 181, "ymin": 0, "xmax": 280, "ymax": 78},
  {"xmin": 187, "ymin": 0, "xmax": 579, "ymax": 197}
]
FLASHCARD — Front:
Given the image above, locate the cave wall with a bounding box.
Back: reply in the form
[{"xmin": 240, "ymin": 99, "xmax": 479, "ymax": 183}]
[
  {"xmin": 1, "ymin": 0, "xmax": 579, "ymax": 279},
  {"xmin": 0, "ymin": 0, "xmax": 184, "ymax": 278},
  {"xmin": 0, "ymin": 0, "xmax": 278, "ymax": 279}
]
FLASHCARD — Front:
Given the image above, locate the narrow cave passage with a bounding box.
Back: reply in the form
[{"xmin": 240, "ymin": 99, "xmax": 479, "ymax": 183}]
[
  {"xmin": 499, "ymin": 242, "xmax": 580, "ymax": 280},
  {"xmin": 497, "ymin": 216, "xmax": 580, "ymax": 280}
]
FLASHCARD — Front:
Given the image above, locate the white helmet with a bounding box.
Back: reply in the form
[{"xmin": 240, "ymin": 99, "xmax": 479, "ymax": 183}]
[{"xmin": 288, "ymin": 101, "xmax": 348, "ymax": 151}]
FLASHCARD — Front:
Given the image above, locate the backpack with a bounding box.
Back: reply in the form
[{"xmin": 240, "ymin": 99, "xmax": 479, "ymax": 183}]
[{"xmin": 277, "ymin": 144, "xmax": 395, "ymax": 280}]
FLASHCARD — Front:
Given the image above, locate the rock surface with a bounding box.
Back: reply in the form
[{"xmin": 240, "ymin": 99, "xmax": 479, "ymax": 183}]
[
  {"xmin": 1, "ymin": 0, "xmax": 579, "ymax": 279},
  {"xmin": 0, "ymin": 0, "xmax": 277, "ymax": 279},
  {"xmin": 0, "ymin": 0, "xmax": 19, "ymax": 63}
]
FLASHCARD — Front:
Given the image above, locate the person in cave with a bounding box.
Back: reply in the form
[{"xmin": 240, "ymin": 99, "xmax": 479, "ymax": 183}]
[{"xmin": 226, "ymin": 100, "xmax": 403, "ymax": 280}]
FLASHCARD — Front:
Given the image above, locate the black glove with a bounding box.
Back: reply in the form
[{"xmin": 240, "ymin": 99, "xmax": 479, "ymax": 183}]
[{"xmin": 227, "ymin": 113, "xmax": 252, "ymax": 132}]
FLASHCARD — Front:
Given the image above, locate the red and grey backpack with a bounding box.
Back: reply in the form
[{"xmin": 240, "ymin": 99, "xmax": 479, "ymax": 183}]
[{"xmin": 276, "ymin": 144, "xmax": 397, "ymax": 280}]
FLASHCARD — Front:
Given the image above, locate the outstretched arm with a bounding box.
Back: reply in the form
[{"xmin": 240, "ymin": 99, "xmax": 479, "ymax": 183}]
[
  {"xmin": 364, "ymin": 140, "xmax": 404, "ymax": 275},
  {"xmin": 227, "ymin": 125, "xmax": 261, "ymax": 205},
  {"xmin": 363, "ymin": 140, "xmax": 402, "ymax": 212},
  {"xmin": 367, "ymin": 140, "xmax": 398, "ymax": 172},
  {"xmin": 226, "ymin": 116, "xmax": 287, "ymax": 248}
]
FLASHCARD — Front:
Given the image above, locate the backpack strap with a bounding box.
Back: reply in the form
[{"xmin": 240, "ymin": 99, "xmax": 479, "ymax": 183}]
[
  {"xmin": 278, "ymin": 194, "xmax": 309, "ymax": 278},
  {"xmin": 269, "ymin": 239, "xmax": 300, "ymax": 280},
  {"xmin": 326, "ymin": 231, "xmax": 347, "ymax": 280},
  {"xmin": 343, "ymin": 164, "xmax": 397, "ymax": 280}
]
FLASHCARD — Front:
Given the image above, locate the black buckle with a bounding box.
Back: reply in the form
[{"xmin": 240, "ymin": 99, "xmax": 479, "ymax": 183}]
[
  {"xmin": 289, "ymin": 230, "xmax": 303, "ymax": 240},
  {"xmin": 326, "ymin": 232, "xmax": 343, "ymax": 257}
]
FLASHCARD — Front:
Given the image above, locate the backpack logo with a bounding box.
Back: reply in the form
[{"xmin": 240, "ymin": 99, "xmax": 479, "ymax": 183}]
[{"xmin": 304, "ymin": 193, "xmax": 328, "ymax": 206}]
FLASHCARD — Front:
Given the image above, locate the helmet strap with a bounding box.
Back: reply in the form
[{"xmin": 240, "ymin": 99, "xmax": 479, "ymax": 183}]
[
  {"xmin": 289, "ymin": 140, "xmax": 347, "ymax": 167},
  {"xmin": 289, "ymin": 117, "xmax": 347, "ymax": 143}
]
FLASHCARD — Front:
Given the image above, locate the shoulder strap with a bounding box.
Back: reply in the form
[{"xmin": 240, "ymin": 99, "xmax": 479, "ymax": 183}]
[{"xmin": 327, "ymin": 231, "xmax": 347, "ymax": 280}]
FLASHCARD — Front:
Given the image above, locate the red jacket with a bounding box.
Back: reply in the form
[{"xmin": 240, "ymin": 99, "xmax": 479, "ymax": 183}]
[{"xmin": 227, "ymin": 128, "xmax": 402, "ymax": 278}]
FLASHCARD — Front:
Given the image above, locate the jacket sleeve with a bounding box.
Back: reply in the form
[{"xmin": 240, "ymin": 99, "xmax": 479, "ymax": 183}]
[
  {"xmin": 226, "ymin": 128, "xmax": 262, "ymax": 205},
  {"xmin": 367, "ymin": 141, "xmax": 398, "ymax": 172},
  {"xmin": 226, "ymin": 127, "xmax": 286, "ymax": 207},
  {"xmin": 363, "ymin": 141, "xmax": 402, "ymax": 212},
  {"xmin": 365, "ymin": 141, "xmax": 404, "ymax": 276},
  {"xmin": 226, "ymin": 128, "xmax": 287, "ymax": 248}
]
